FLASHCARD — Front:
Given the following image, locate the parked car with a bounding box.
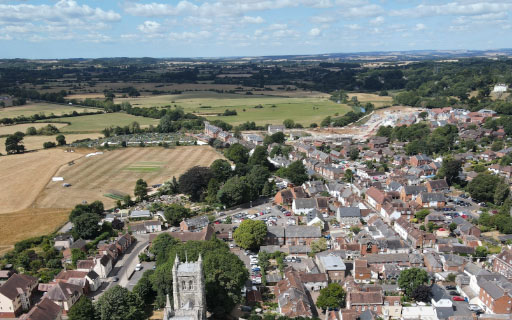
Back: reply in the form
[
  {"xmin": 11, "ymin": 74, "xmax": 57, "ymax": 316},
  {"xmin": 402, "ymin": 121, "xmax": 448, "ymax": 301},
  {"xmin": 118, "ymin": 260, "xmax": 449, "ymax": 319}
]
[
  {"xmin": 445, "ymin": 285, "xmax": 456, "ymax": 290},
  {"xmin": 112, "ymin": 276, "xmax": 119, "ymax": 282},
  {"xmin": 468, "ymin": 305, "xmax": 481, "ymax": 312},
  {"xmin": 452, "ymin": 296, "xmax": 465, "ymax": 301},
  {"xmin": 135, "ymin": 264, "xmax": 143, "ymax": 271},
  {"xmin": 449, "ymin": 291, "xmax": 458, "ymax": 296}
]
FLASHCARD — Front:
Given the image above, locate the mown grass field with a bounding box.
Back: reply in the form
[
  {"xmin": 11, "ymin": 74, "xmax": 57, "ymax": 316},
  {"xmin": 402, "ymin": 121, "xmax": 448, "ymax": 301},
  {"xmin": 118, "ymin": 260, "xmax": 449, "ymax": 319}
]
[
  {"xmin": 38, "ymin": 113, "xmax": 160, "ymax": 133},
  {"xmin": 116, "ymin": 91, "xmax": 352, "ymax": 126},
  {"xmin": 34, "ymin": 146, "xmax": 225, "ymax": 209},
  {"xmin": 0, "ymin": 102, "xmax": 91, "ymax": 119}
]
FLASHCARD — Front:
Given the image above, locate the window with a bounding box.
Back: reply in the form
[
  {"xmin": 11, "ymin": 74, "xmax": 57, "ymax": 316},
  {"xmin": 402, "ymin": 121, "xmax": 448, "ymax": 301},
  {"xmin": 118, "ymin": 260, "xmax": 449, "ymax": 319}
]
[
  {"xmin": 182, "ymin": 281, "xmax": 185, "ymax": 290},
  {"xmin": 189, "ymin": 280, "xmax": 193, "ymax": 290}
]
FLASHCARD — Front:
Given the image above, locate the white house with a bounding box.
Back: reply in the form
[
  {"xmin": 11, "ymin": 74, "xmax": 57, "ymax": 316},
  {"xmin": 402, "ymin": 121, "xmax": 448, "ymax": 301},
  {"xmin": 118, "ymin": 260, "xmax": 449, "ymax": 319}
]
[
  {"xmin": 493, "ymin": 83, "xmax": 508, "ymax": 93},
  {"xmin": 292, "ymin": 198, "xmax": 316, "ymax": 215},
  {"xmin": 94, "ymin": 255, "xmax": 113, "ymax": 278}
]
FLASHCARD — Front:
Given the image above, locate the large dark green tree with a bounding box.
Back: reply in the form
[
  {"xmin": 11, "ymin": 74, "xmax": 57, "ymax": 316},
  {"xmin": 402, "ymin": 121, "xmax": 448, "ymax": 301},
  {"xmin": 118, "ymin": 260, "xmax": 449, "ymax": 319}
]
[
  {"xmin": 280, "ymin": 161, "xmax": 308, "ymax": 185},
  {"xmin": 134, "ymin": 179, "xmax": 148, "ymax": 202},
  {"xmin": 437, "ymin": 157, "xmax": 462, "ymax": 185},
  {"xmin": 209, "ymin": 159, "xmax": 232, "ymax": 183},
  {"xmin": 178, "ymin": 166, "xmax": 212, "ymax": 201},
  {"xmin": 316, "ymin": 283, "xmax": 346, "ymax": 310},
  {"xmin": 217, "ymin": 176, "xmax": 250, "ymax": 207},
  {"xmin": 398, "ymin": 268, "xmax": 429, "ymax": 299},
  {"xmin": 73, "ymin": 213, "xmax": 101, "ymax": 240},
  {"xmin": 224, "ymin": 143, "xmax": 249, "ymax": 164},
  {"xmin": 467, "ymin": 173, "xmax": 501, "ymax": 203},
  {"xmin": 163, "ymin": 204, "xmax": 192, "ymax": 226},
  {"xmin": 95, "ymin": 285, "xmax": 144, "ymax": 320},
  {"xmin": 233, "ymin": 220, "xmax": 267, "ymax": 250},
  {"xmin": 5, "ymin": 131, "xmax": 25, "ymax": 154},
  {"xmin": 248, "ymin": 145, "xmax": 271, "ymax": 169},
  {"xmin": 68, "ymin": 296, "xmax": 97, "ymax": 320}
]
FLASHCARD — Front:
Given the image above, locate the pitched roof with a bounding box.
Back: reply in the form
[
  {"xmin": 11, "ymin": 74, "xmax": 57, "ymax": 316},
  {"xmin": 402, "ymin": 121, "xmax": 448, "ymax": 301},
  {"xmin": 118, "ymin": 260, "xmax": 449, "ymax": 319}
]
[
  {"xmin": 47, "ymin": 282, "xmax": 82, "ymax": 302},
  {"xmin": 0, "ymin": 273, "xmax": 38, "ymax": 300},
  {"xmin": 337, "ymin": 207, "xmax": 361, "ymax": 218},
  {"xmin": 294, "ymin": 198, "xmax": 316, "ymax": 209},
  {"xmin": 286, "ymin": 226, "xmax": 321, "ymax": 238},
  {"xmin": 420, "ymin": 192, "xmax": 445, "ymax": 202},
  {"xmin": 19, "ymin": 298, "xmax": 61, "ymax": 320},
  {"xmin": 427, "ymin": 179, "xmax": 449, "ymax": 190},
  {"xmin": 366, "ymin": 187, "xmax": 386, "ymax": 204}
]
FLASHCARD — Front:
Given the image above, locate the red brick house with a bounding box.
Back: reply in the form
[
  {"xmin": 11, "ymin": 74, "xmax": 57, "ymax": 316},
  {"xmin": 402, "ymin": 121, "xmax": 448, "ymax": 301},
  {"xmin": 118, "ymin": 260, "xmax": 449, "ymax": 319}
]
[
  {"xmin": 353, "ymin": 259, "xmax": 371, "ymax": 283},
  {"xmin": 493, "ymin": 249, "xmax": 512, "ymax": 280}
]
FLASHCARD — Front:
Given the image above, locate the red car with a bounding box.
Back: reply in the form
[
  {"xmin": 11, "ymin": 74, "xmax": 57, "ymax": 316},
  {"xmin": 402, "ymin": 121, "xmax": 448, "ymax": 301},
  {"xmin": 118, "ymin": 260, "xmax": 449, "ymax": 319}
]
[
  {"xmin": 285, "ymin": 212, "xmax": 292, "ymax": 216},
  {"xmin": 452, "ymin": 296, "xmax": 465, "ymax": 301}
]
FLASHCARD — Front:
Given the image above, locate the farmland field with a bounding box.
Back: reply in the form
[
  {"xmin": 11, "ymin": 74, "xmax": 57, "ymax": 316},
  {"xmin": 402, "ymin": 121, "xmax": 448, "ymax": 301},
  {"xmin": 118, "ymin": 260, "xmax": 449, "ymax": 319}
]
[
  {"xmin": 0, "ymin": 208, "xmax": 70, "ymax": 255},
  {"xmin": 0, "ymin": 149, "xmax": 83, "ymax": 214},
  {"xmin": 116, "ymin": 91, "xmax": 351, "ymax": 126},
  {"xmin": 0, "ymin": 133, "xmax": 102, "ymax": 153},
  {"xmin": 348, "ymin": 93, "xmax": 393, "ymax": 108},
  {"xmin": 0, "ymin": 122, "xmax": 68, "ymax": 136},
  {"xmin": 40, "ymin": 113, "xmax": 160, "ymax": 133},
  {"xmin": 0, "ymin": 102, "xmax": 91, "ymax": 119},
  {"xmin": 34, "ymin": 146, "xmax": 225, "ymax": 209}
]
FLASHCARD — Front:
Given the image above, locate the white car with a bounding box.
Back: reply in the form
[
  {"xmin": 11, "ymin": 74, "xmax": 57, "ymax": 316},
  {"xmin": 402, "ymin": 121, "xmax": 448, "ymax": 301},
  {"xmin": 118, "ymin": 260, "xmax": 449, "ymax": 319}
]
[
  {"xmin": 135, "ymin": 263, "xmax": 143, "ymax": 271},
  {"xmin": 468, "ymin": 305, "xmax": 481, "ymax": 312}
]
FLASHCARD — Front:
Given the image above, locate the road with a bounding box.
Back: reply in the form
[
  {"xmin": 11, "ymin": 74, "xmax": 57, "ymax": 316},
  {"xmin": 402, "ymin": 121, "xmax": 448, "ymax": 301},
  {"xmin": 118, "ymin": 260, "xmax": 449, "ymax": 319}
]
[
  {"xmin": 126, "ymin": 261, "xmax": 155, "ymax": 291},
  {"xmin": 90, "ymin": 233, "xmax": 150, "ymax": 300}
]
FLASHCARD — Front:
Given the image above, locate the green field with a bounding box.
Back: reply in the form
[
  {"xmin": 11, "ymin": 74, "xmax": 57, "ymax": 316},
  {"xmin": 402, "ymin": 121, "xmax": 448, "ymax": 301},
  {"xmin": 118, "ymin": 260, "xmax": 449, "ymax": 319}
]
[
  {"xmin": 0, "ymin": 103, "xmax": 91, "ymax": 119},
  {"xmin": 39, "ymin": 113, "xmax": 160, "ymax": 133},
  {"xmin": 124, "ymin": 161, "xmax": 163, "ymax": 173},
  {"xmin": 116, "ymin": 91, "xmax": 352, "ymax": 126}
]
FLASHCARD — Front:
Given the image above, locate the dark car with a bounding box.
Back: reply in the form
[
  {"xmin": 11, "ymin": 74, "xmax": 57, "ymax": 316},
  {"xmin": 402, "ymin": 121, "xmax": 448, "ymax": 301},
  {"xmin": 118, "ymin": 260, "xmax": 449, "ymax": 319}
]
[
  {"xmin": 112, "ymin": 276, "xmax": 119, "ymax": 282},
  {"xmin": 445, "ymin": 285, "xmax": 456, "ymax": 290},
  {"xmin": 449, "ymin": 291, "xmax": 458, "ymax": 296}
]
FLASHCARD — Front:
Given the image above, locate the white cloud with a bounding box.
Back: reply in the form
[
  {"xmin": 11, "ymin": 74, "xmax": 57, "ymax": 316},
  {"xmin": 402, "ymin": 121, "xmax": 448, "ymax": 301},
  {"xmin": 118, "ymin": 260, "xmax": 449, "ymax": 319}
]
[
  {"xmin": 241, "ymin": 16, "xmax": 264, "ymax": 24},
  {"xmin": 346, "ymin": 24, "xmax": 361, "ymax": 30},
  {"xmin": 311, "ymin": 15, "xmax": 336, "ymax": 24},
  {"xmin": 309, "ymin": 28, "xmax": 321, "ymax": 36},
  {"xmin": 415, "ymin": 23, "xmax": 426, "ymax": 31},
  {"xmin": 340, "ymin": 4, "xmax": 384, "ymax": 18},
  {"xmin": 169, "ymin": 30, "xmax": 211, "ymax": 41},
  {"xmin": 392, "ymin": 2, "xmax": 512, "ymax": 18},
  {"xmin": 268, "ymin": 23, "xmax": 287, "ymax": 30},
  {"xmin": 370, "ymin": 16, "xmax": 384, "ymax": 26},
  {"xmin": 137, "ymin": 21, "xmax": 161, "ymax": 33}
]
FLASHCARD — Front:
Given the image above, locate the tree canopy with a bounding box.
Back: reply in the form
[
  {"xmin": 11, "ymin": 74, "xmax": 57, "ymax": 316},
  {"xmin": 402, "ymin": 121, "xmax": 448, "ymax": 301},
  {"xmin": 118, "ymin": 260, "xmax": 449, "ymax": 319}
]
[
  {"xmin": 316, "ymin": 283, "xmax": 346, "ymax": 310},
  {"xmin": 95, "ymin": 285, "xmax": 144, "ymax": 320},
  {"xmin": 233, "ymin": 219, "xmax": 267, "ymax": 250},
  {"xmin": 178, "ymin": 166, "xmax": 212, "ymax": 201},
  {"xmin": 398, "ymin": 268, "xmax": 429, "ymax": 299}
]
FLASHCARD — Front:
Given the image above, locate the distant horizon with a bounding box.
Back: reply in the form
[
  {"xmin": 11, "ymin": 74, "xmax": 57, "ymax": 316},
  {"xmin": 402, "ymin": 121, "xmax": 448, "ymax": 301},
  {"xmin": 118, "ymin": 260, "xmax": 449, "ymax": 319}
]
[
  {"xmin": 1, "ymin": 1, "xmax": 512, "ymax": 59},
  {"xmin": 2, "ymin": 47, "xmax": 512, "ymax": 61}
]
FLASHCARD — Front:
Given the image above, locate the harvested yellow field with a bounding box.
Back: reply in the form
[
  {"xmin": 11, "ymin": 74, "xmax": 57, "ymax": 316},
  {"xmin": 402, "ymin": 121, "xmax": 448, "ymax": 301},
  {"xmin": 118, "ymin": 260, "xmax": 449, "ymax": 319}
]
[
  {"xmin": 0, "ymin": 133, "xmax": 102, "ymax": 153},
  {"xmin": 35, "ymin": 146, "xmax": 225, "ymax": 209},
  {"xmin": 0, "ymin": 208, "xmax": 70, "ymax": 255},
  {"xmin": 348, "ymin": 93, "xmax": 393, "ymax": 108},
  {"xmin": 0, "ymin": 149, "xmax": 84, "ymax": 214},
  {"xmin": 0, "ymin": 122, "xmax": 68, "ymax": 136}
]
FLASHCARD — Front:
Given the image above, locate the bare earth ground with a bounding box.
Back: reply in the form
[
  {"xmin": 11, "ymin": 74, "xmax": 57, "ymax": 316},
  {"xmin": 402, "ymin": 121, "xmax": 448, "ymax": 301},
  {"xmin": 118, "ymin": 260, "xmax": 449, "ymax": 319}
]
[
  {"xmin": 0, "ymin": 133, "xmax": 102, "ymax": 153},
  {"xmin": 34, "ymin": 146, "xmax": 225, "ymax": 209},
  {"xmin": 0, "ymin": 149, "xmax": 84, "ymax": 214}
]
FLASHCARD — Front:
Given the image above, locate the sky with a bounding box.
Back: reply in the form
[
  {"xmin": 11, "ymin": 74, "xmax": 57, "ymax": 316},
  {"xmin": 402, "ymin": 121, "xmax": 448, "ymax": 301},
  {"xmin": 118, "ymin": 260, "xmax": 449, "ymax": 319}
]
[{"xmin": 0, "ymin": 0, "xmax": 511, "ymax": 58}]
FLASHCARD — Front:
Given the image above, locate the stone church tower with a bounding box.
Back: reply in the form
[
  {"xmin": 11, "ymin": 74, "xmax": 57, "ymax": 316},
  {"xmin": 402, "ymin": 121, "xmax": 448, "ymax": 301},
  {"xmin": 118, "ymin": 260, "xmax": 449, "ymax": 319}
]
[{"xmin": 163, "ymin": 254, "xmax": 206, "ymax": 320}]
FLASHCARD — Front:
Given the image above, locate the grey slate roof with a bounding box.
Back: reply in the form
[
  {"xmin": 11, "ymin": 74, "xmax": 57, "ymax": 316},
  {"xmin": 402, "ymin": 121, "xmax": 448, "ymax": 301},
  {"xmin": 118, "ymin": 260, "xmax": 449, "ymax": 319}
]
[
  {"xmin": 286, "ymin": 226, "xmax": 321, "ymax": 238},
  {"xmin": 294, "ymin": 198, "xmax": 317, "ymax": 209},
  {"xmin": 337, "ymin": 207, "xmax": 361, "ymax": 218},
  {"xmin": 420, "ymin": 192, "xmax": 446, "ymax": 202},
  {"xmin": 267, "ymin": 226, "xmax": 285, "ymax": 238}
]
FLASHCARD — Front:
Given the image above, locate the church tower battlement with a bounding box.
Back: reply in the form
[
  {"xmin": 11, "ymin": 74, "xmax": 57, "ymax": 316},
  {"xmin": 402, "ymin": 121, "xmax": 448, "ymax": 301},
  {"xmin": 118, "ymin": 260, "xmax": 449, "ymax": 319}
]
[{"xmin": 164, "ymin": 254, "xmax": 206, "ymax": 320}]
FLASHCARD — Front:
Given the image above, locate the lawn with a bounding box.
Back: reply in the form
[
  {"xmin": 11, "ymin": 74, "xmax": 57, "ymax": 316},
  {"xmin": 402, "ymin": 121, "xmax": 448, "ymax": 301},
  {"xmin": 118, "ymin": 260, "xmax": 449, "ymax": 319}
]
[
  {"xmin": 116, "ymin": 91, "xmax": 351, "ymax": 126},
  {"xmin": 39, "ymin": 113, "xmax": 160, "ymax": 133},
  {"xmin": 0, "ymin": 102, "xmax": 91, "ymax": 119}
]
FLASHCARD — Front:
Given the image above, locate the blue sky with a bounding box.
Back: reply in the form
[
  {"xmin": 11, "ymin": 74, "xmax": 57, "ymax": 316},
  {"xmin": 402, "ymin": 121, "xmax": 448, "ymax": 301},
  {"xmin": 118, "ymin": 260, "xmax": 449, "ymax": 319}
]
[{"xmin": 0, "ymin": 0, "xmax": 511, "ymax": 58}]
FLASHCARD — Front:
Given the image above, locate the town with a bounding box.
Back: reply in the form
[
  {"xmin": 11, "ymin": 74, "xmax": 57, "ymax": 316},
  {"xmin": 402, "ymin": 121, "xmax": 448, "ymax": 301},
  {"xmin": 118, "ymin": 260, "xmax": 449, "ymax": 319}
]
[{"xmin": 3, "ymin": 98, "xmax": 512, "ymax": 320}]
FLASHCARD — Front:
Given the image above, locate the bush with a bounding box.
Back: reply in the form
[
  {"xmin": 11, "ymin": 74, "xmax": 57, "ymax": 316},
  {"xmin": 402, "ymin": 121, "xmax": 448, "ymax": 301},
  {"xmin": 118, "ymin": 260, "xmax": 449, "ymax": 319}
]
[{"xmin": 43, "ymin": 141, "xmax": 56, "ymax": 149}]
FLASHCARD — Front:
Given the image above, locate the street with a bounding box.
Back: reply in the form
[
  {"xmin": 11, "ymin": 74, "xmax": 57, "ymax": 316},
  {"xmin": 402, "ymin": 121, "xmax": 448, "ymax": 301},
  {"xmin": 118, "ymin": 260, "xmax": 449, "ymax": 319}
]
[{"xmin": 89, "ymin": 233, "xmax": 150, "ymax": 299}]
